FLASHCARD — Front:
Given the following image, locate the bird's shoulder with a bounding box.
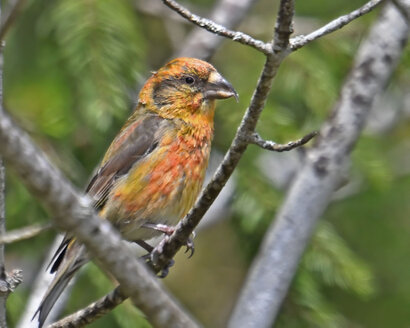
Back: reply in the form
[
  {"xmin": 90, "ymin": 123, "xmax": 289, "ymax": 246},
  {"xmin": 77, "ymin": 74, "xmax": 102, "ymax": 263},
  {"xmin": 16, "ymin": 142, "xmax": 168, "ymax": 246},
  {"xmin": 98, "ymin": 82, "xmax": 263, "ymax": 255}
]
[{"xmin": 85, "ymin": 107, "xmax": 175, "ymax": 209}]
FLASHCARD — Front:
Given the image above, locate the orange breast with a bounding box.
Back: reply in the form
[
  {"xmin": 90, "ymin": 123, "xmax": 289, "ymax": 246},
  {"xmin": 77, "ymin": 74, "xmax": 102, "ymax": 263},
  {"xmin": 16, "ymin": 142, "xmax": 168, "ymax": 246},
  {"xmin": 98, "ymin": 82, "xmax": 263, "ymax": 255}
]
[{"xmin": 104, "ymin": 127, "xmax": 212, "ymax": 234}]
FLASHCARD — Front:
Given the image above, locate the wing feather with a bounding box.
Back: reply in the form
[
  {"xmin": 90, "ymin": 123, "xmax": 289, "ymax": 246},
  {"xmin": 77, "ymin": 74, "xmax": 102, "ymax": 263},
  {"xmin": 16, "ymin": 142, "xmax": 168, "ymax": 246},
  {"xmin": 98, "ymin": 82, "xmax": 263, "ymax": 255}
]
[
  {"xmin": 86, "ymin": 112, "xmax": 169, "ymax": 210},
  {"xmin": 49, "ymin": 110, "xmax": 171, "ymax": 273}
]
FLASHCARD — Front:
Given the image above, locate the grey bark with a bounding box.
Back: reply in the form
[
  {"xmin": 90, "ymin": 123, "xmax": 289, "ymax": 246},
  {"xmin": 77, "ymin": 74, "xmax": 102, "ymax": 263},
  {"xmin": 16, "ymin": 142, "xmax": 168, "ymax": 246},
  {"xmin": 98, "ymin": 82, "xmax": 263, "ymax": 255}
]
[{"xmin": 228, "ymin": 2, "xmax": 410, "ymax": 327}]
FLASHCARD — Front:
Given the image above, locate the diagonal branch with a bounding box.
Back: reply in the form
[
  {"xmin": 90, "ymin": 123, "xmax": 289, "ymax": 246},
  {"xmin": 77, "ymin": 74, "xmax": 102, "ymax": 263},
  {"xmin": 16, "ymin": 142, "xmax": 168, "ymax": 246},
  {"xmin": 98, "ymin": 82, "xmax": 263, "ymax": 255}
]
[
  {"xmin": 161, "ymin": 0, "xmax": 272, "ymax": 54},
  {"xmin": 21, "ymin": 0, "xmax": 387, "ymax": 325},
  {"xmin": 290, "ymin": 0, "xmax": 385, "ymax": 51},
  {"xmin": 47, "ymin": 287, "xmax": 125, "ymax": 328},
  {"xmin": 228, "ymin": 2, "xmax": 409, "ymax": 327},
  {"xmin": 162, "ymin": 0, "xmax": 384, "ymax": 56},
  {"xmin": 0, "ymin": 0, "xmax": 26, "ymax": 42},
  {"xmin": 42, "ymin": 0, "xmax": 264, "ymax": 324},
  {"xmin": 151, "ymin": 0, "xmax": 385, "ymax": 274},
  {"xmin": 176, "ymin": 0, "xmax": 262, "ymax": 60},
  {"xmin": 0, "ymin": 110, "xmax": 200, "ymax": 327},
  {"xmin": 149, "ymin": 0, "xmax": 296, "ymax": 275}
]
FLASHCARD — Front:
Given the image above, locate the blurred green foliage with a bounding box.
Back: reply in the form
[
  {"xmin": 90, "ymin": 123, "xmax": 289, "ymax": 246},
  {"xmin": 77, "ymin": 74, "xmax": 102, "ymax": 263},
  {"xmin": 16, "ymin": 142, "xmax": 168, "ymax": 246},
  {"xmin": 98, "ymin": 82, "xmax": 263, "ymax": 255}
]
[{"xmin": 2, "ymin": 0, "xmax": 410, "ymax": 327}]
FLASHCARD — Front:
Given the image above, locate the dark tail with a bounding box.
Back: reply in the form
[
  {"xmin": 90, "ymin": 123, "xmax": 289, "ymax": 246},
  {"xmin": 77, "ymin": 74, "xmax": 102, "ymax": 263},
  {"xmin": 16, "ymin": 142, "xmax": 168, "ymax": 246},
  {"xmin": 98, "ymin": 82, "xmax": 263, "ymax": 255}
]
[{"xmin": 33, "ymin": 240, "xmax": 88, "ymax": 327}]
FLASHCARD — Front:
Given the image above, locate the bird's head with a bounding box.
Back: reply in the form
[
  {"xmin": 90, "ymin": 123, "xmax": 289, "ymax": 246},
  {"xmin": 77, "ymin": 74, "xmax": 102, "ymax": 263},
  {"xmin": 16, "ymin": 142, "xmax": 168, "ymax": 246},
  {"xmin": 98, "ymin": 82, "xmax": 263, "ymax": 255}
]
[{"xmin": 139, "ymin": 57, "xmax": 238, "ymax": 122}]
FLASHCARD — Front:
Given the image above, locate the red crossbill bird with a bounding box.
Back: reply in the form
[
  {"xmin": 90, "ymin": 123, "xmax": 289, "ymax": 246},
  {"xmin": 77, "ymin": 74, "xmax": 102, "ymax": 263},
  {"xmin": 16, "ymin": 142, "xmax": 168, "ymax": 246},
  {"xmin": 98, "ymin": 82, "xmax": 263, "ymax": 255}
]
[{"xmin": 34, "ymin": 57, "xmax": 238, "ymax": 326}]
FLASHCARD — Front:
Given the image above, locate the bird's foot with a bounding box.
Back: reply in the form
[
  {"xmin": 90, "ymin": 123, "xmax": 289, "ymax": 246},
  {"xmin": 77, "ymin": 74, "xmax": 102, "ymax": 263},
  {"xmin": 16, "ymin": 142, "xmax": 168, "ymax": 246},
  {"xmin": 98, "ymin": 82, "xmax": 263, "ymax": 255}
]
[
  {"xmin": 134, "ymin": 235, "xmax": 175, "ymax": 277},
  {"xmin": 142, "ymin": 223, "xmax": 175, "ymax": 235},
  {"xmin": 142, "ymin": 223, "xmax": 196, "ymax": 258}
]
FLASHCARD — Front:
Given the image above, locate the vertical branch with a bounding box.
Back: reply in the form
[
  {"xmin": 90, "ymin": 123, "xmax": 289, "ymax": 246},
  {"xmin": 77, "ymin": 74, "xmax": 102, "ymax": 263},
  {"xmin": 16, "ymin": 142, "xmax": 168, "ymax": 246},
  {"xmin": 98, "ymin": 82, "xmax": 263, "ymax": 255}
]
[
  {"xmin": 0, "ymin": 1, "xmax": 27, "ymax": 326},
  {"xmin": 0, "ymin": 160, "xmax": 6, "ymax": 328},
  {"xmin": 0, "ymin": 0, "xmax": 8, "ymax": 324}
]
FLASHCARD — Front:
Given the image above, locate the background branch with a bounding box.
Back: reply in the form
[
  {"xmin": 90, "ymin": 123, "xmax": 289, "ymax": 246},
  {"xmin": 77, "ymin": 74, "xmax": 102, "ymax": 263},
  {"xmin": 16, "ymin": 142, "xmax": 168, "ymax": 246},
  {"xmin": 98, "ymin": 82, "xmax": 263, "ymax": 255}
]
[
  {"xmin": 0, "ymin": 223, "xmax": 51, "ymax": 245},
  {"xmin": 47, "ymin": 287, "xmax": 125, "ymax": 328},
  {"xmin": 162, "ymin": 0, "xmax": 271, "ymax": 54},
  {"xmin": 290, "ymin": 0, "xmax": 385, "ymax": 51},
  {"xmin": 228, "ymin": 2, "xmax": 409, "ymax": 327}
]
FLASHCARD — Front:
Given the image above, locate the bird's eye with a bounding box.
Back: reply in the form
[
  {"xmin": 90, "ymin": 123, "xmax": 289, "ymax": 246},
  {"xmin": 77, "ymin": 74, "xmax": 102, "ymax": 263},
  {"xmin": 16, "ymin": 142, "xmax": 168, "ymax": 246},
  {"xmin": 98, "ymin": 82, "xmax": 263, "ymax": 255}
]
[{"xmin": 185, "ymin": 76, "xmax": 195, "ymax": 84}]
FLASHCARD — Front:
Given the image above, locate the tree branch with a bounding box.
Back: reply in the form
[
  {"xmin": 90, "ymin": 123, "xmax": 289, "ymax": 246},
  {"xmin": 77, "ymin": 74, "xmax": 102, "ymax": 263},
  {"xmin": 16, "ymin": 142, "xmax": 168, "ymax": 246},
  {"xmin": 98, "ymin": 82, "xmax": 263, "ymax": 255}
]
[
  {"xmin": 247, "ymin": 131, "xmax": 317, "ymax": 152},
  {"xmin": 290, "ymin": 0, "xmax": 385, "ymax": 51},
  {"xmin": 161, "ymin": 0, "xmax": 272, "ymax": 54},
  {"xmin": 273, "ymin": 0, "xmax": 295, "ymax": 52},
  {"xmin": 28, "ymin": 0, "xmax": 387, "ymax": 324},
  {"xmin": 0, "ymin": 223, "xmax": 52, "ymax": 245},
  {"xmin": 175, "ymin": 0, "xmax": 262, "ymax": 60},
  {"xmin": 149, "ymin": 0, "xmax": 295, "ymax": 274},
  {"xmin": 0, "ymin": 154, "xmax": 6, "ymax": 327},
  {"xmin": 228, "ymin": 2, "xmax": 409, "ymax": 327},
  {"xmin": 154, "ymin": 0, "xmax": 387, "ymax": 277},
  {"xmin": 43, "ymin": 0, "xmax": 262, "ymax": 323},
  {"xmin": 0, "ymin": 110, "xmax": 200, "ymax": 327},
  {"xmin": 47, "ymin": 287, "xmax": 125, "ymax": 328},
  {"xmin": 162, "ymin": 0, "xmax": 384, "ymax": 57}
]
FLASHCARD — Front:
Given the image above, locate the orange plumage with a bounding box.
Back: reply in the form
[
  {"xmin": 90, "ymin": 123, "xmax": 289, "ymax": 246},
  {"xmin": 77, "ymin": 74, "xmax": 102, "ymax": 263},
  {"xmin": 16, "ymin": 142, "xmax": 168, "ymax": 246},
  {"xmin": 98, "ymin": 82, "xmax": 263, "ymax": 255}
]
[{"xmin": 35, "ymin": 57, "xmax": 237, "ymax": 326}]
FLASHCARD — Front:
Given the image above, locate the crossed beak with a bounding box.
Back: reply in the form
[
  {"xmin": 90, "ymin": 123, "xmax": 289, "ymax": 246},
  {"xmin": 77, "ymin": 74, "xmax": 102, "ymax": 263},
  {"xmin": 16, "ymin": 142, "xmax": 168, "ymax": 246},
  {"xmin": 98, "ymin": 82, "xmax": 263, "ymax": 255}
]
[{"xmin": 204, "ymin": 71, "xmax": 239, "ymax": 102}]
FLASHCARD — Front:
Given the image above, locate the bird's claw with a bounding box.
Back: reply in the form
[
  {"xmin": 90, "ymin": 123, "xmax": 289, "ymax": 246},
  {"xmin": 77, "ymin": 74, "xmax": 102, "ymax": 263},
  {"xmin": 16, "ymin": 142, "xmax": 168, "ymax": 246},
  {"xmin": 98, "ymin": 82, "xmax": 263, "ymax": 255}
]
[
  {"xmin": 138, "ymin": 224, "xmax": 196, "ymax": 275},
  {"xmin": 184, "ymin": 236, "xmax": 195, "ymax": 258}
]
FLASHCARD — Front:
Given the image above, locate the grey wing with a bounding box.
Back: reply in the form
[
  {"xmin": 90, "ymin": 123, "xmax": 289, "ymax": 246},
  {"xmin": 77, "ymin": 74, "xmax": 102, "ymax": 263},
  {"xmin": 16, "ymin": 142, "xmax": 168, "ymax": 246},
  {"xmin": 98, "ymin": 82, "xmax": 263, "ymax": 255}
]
[{"xmin": 86, "ymin": 113, "xmax": 171, "ymax": 210}]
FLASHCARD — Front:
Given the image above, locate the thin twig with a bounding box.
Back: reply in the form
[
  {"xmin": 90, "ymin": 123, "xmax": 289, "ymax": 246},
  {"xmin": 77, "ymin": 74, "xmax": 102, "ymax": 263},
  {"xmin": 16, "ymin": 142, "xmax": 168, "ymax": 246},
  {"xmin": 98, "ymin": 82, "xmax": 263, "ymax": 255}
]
[
  {"xmin": 0, "ymin": 0, "xmax": 26, "ymax": 42},
  {"xmin": 161, "ymin": 0, "xmax": 272, "ymax": 54},
  {"xmin": 162, "ymin": 0, "xmax": 383, "ymax": 56},
  {"xmin": 290, "ymin": 0, "xmax": 385, "ymax": 51},
  {"xmin": 247, "ymin": 131, "xmax": 317, "ymax": 152},
  {"xmin": 0, "ymin": 223, "xmax": 52, "ymax": 245},
  {"xmin": 47, "ymin": 287, "xmax": 125, "ymax": 328},
  {"xmin": 149, "ymin": 0, "xmax": 295, "ymax": 275},
  {"xmin": 176, "ymin": 0, "xmax": 262, "ymax": 60},
  {"xmin": 150, "ymin": 0, "xmax": 384, "ymax": 274}
]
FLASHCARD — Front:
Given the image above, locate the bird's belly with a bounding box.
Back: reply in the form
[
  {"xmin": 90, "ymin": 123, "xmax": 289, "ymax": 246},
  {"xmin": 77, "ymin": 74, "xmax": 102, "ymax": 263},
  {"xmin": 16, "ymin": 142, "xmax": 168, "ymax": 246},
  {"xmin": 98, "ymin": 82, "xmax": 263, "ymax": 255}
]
[{"xmin": 102, "ymin": 141, "xmax": 210, "ymax": 241}]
